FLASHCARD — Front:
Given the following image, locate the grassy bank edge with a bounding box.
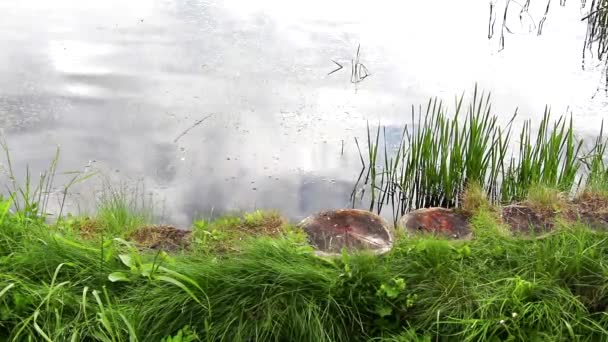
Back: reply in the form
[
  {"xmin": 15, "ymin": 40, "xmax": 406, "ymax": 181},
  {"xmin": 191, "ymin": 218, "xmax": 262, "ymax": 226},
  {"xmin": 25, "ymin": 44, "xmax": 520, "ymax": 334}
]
[{"xmin": 1, "ymin": 181, "xmax": 608, "ymax": 341}]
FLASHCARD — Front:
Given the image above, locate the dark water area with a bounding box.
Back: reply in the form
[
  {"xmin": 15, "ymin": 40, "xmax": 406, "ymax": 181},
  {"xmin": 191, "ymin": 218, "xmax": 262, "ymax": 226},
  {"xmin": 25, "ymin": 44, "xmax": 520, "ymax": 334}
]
[{"xmin": 0, "ymin": 0, "xmax": 606, "ymax": 227}]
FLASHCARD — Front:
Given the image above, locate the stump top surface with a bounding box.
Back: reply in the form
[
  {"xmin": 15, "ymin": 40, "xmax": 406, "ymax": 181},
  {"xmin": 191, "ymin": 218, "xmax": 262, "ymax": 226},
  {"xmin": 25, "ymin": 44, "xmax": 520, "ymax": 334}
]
[
  {"xmin": 502, "ymin": 204, "xmax": 554, "ymax": 237},
  {"xmin": 400, "ymin": 207, "xmax": 472, "ymax": 240},
  {"xmin": 299, "ymin": 209, "xmax": 392, "ymax": 255}
]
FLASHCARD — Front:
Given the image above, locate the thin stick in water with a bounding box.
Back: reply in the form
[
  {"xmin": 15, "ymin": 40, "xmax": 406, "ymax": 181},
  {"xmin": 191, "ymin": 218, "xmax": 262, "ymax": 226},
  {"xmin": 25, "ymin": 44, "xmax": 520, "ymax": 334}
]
[{"xmin": 173, "ymin": 114, "xmax": 214, "ymax": 143}]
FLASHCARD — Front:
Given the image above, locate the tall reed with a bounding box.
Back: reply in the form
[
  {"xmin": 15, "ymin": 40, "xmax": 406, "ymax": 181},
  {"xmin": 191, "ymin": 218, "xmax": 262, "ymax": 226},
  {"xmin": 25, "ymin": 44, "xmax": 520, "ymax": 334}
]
[{"xmin": 354, "ymin": 86, "xmax": 603, "ymax": 224}]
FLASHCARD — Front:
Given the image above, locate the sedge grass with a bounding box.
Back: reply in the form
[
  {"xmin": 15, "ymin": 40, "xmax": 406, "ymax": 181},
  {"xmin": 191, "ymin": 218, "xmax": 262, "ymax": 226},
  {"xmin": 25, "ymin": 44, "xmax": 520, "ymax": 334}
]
[
  {"xmin": 584, "ymin": 120, "xmax": 608, "ymax": 195},
  {"xmin": 355, "ymin": 86, "xmax": 604, "ymax": 226}
]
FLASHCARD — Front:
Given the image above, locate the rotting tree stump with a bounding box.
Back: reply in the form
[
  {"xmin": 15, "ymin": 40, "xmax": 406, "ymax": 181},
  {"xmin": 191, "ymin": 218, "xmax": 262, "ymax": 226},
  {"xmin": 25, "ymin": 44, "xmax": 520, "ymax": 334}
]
[
  {"xmin": 129, "ymin": 225, "xmax": 192, "ymax": 251},
  {"xmin": 571, "ymin": 193, "xmax": 608, "ymax": 230},
  {"xmin": 298, "ymin": 209, "xmax": 393, "ymax": 256},
  {"xmin": 399, "ymin": 207, "xmax": 472, "ymax": 240},
  {"xmin": 501, "ymin": 205, "xmax": 555, "ymax": 238}
]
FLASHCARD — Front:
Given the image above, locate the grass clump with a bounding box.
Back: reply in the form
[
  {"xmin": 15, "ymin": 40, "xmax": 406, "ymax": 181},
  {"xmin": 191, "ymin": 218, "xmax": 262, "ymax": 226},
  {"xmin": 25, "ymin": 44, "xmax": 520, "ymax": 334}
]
[
  {"xmin": 50, "ymin": 180, "xmax": 155, "ymax": 241},
  {"xmin": 354, "ymin": 86, "xmax": 605, "ymax": 227},
  {"xmin": 525, "ymin": 184, "xmax": 568, "ymax": 214},
  {"xmin": 94, "ymin": 181, "xmax": 153, "ymax": 237},
  {"xmin": 191, "ymin": 210, "xmax": 304, "ymax": 254},
  {"xmin": 585, "ymin": 123, "xmax": 608, "ymax": 197},
  {"xmin": 470, "ymin": 208, "xmax": 511, "ymax": 239},
  {"xmin": 461, "ymin": 181, "xmax": 495, "ymax": 216},
  {"xmin": 587, "ymin": 175, "xmax": 608, "ymax": 198}
]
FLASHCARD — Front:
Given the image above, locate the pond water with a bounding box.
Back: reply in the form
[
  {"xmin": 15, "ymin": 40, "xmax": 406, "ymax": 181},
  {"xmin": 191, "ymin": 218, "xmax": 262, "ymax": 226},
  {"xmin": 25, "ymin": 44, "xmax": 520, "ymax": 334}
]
[{"xmin": 0, "ymin": 0, "xmax": 606, "ymax": 226}]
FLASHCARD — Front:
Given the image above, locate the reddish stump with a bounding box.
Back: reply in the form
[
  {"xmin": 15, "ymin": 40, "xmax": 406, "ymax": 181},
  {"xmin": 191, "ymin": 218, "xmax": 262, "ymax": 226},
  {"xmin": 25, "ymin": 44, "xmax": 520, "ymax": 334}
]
[
  {"xmin": 501, "ymin": 205, "xmax": 555, "ymax": 237},
  {"xmin": 399, "ymin": 207, "xmax": 472, "ymax": 240},
  {"xmin": 298, "ymin": 209, "xmax": 393, "ymax": 255}
]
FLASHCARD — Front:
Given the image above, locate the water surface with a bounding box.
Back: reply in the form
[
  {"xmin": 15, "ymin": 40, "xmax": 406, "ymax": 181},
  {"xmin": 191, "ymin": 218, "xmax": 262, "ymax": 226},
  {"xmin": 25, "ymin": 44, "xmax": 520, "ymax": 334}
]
[{"xmin": 0, "ymin": 0, "xmax": 605, "ymax": 226}]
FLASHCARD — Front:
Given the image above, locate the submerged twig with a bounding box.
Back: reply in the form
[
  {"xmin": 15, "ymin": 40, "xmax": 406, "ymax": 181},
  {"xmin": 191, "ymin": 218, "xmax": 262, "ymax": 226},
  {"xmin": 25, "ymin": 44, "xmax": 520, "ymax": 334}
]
[
  {"xmin": 350, "ymin": 44, "xmax": 371, "ymax": 84},
  {"xmin": 173, "ymin": 114, "xmax": 214, "ymax": 143},
  {"xmin": 327, "ymin": 60, "xmax": 344, "ymax": 76},
  {"xmin": 489, "ymin": 1, "xmax": 497, "ymax": 39},
  {"xmin": 490, "ymin": 0, "xmax": 608, "ymax": 87},
  {"xmin": 327, "ymin": 44, "xmax": 371, "ymax": 86},
  {"xmin": 537, "ymin": 0, "xmax": 552, "ymax": 35}
]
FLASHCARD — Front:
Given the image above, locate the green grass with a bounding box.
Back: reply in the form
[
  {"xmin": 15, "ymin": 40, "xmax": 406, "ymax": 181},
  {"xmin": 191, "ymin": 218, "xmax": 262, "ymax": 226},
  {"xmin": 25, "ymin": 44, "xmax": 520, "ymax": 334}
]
[
  {"xmin": 355, "ymin": 86, "xmax": 604, "ymax": 225},
  {"xmin": 2, "ymin": 187, "xmax": 608, "ymax": 341},
  {"xmin": 585, "ymin": 121, "xmax": 608, "ymax": 196},
  {"xmin": 460, "ymin": 181, "xmax": 495, "ymax": 216},
  {"xmin": 191, "ymin": 210, "xmax": 305, "ymax": 255},
  {"xmin": 94, "ymin": 180, "xmax": 153, "ymax": 237},
  {"xmin": 525, "ymin": 184, "xmax": 568, "ymax": 213}
]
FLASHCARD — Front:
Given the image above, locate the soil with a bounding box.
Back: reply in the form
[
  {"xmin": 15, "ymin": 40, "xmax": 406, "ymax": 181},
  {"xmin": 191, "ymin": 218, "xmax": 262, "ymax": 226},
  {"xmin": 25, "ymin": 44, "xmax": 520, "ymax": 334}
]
[{"xmin": 400, "ymin": 208, "xmax": 472, "ymax": 240}]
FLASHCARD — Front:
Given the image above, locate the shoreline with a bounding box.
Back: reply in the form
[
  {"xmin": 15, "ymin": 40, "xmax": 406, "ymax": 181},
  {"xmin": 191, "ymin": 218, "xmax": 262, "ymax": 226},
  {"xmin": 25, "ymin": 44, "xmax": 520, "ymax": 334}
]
[{"xmin": 2, "ymin": 181, "xmax": 608, "ymax": 340}]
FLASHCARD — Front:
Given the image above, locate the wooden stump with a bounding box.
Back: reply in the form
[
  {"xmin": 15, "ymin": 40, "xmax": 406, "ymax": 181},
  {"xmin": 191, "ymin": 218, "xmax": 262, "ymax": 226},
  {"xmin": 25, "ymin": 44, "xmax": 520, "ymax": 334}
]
[
  {"xmin": 298, "ymin": 209, "xmax": 393, "ymax": 256},
  {"xmin": 399, "ymin": 207, "xmax": 472, "ymax": 240},
  {"xmin": 501, "ymin": 204, "xmax": 555, "ymax": 238}
]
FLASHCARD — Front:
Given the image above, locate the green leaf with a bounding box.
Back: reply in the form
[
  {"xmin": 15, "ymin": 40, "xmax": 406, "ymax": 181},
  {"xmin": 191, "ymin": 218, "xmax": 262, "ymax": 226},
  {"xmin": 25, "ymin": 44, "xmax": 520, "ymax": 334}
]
[
  {"xmin": 104, "ymin": 247, "xmax": 116, "ymax": 262},
  {"xmin": 193, "ymin": 220, "xmax": 207, "ymax": 230},
  {"xmin": 70, "ymin": 329, "xmax": 80, "ymax": 342},
  {"xmin": 375, "ymin": 305, "xmax": 393, "ymax": 318},
  {"xmin": 118, "ymin": 254, "xmax": 133, "ymax": 268},
  {"xmin": 119, "ymin": 313, "xmax": 139, "ymax": 342},
  {"xmin": 33, "ymin": 310, "xmax": 53, "ymax": 342},
  {"xmin": 53, "ymin": 234, "xmax": 98, "ymax": 252},
  {"xmin": 159, "ymin": 251, "xmax": 170, "ymax": 262},
  {"xmin": 406, "ymin": 293, "xmax": 418, "ymax": 308},
  {"xmin": 156, "ymin": 266, "xmax": 205, "ymax": 293},
  {"xmin": 0, "ymin": 283, "xmax": 14, "ymax": 299},
  {"xmin": 153, "ymin": 275, "xmax": 204, "ymax": 307},
  {"xmin": 0, "ymin": 197, "xmax": 12, "ymax": 225},
  {"xmin": 394, "ymin": 278, "xmax": 406, "ymax": 291},
  {"xmin": 113, "ymin": 237, "xmax": 132, "ymax": 246},
  {"xmin": 458, "ymin": 245, "xmax": 471, "ymax": 257},
  {"xmin": 108, "ymin": 272, "xmax": 131, "ymax": 283},
  {"xmin": 382, "ymin": 284, "xmax": 400, "ymax": 299}
]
